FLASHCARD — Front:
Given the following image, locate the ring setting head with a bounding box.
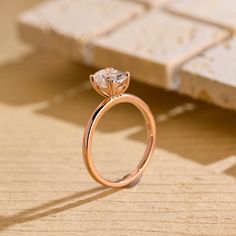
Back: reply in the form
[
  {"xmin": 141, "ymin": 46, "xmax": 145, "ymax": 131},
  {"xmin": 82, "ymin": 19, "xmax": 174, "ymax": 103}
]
[{"xmin": 90, "ymin": 67, "xmax": 130, "ymax": 97}]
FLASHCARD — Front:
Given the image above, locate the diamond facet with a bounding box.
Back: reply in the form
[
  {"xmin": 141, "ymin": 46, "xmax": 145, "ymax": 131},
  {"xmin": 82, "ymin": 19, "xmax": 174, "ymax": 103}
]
[
  {"xmin": 90, "ymin": 67, "xmax": 130, "ymax": 97},
  {"xmin": 93, "ymin": 68, "xmax": 128, "ymax": 88}
]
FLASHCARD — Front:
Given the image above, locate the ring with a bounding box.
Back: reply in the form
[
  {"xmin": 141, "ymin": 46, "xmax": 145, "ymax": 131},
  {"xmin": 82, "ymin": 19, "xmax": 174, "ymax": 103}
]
[{"xmin": 82, "ymin": 68, "xmax": 156, "ymax": 188}]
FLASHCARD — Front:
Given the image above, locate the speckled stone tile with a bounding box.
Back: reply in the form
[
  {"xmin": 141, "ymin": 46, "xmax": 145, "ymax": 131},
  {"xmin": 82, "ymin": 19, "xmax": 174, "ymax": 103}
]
[
  {"xmin": 166, "ymin": 0, "xmax": 236, "ymax": 32},
  {"xmin": 128, "ymin": 0, "xmax": 168, "ymax": 7},
  {"xmin": 179, "ymin": 37, "xmax": 236, "ymax": 111},
  {"xmin": 17, "ymin": 0, "xmax": 144, "ymax": 62},
  {"xmin": 92, "ymin": 10, "xmax": 228, "ymax": 88}
]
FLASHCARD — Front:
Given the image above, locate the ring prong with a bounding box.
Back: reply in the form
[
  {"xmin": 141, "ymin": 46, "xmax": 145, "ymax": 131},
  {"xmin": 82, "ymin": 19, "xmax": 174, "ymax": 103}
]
[
  {"xmin": 89, "ymin": 75, "xmax": 94, "ymax": 83},
  {"xmin": 125, "ymin": 71, "xmax": 130, "ymax": 78},
  {"xmin": 108, "ymin": 80, "xmax": 116, "ymax": 96}
]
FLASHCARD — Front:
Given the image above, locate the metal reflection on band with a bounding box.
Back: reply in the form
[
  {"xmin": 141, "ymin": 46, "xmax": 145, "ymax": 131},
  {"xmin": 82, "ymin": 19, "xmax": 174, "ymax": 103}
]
[{"xmin": 82, "ymin": 68, "xmax": 156, "ymax": 187}]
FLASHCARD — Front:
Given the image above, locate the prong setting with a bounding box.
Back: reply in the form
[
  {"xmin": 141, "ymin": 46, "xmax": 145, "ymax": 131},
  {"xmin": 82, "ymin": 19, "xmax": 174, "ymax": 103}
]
[
  {"xmin": 89, "ymin": 74, "xmax": 94, "ymax": 82},
  {"xmin": 90, "ymin": 68, "xmax": 130, "ymax": 98}
]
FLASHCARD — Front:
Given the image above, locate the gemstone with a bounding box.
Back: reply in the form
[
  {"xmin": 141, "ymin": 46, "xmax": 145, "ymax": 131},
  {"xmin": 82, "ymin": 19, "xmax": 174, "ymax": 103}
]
[{"xmin": 93, "ymin": 68, "xmax": 128, "ymax": 88}]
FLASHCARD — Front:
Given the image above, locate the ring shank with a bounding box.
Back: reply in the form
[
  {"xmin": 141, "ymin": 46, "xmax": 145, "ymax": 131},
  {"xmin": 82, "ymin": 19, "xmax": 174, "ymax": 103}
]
[{"xmin": 82, "ymin": 94, "xmax": 156, "ymax": 188}]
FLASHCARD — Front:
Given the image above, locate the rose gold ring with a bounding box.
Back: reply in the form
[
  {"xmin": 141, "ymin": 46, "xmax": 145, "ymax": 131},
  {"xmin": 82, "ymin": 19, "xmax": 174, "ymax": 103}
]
[{"xmin": 82, "ymin": 68, "xmax": 156, "ymax": 188}]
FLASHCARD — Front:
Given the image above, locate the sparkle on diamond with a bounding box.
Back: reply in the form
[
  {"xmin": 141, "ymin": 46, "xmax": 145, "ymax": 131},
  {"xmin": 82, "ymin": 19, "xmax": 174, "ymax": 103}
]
[{"xmin": 93, "ymin": 68, "xmax": 128, "ymax": 88}]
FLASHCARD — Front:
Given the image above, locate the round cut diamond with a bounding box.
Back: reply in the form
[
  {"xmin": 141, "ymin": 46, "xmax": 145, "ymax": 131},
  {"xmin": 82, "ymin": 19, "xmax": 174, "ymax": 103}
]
[{"xmin": 93, "ymin": 68, "xmax": 128, "ymax": 88}]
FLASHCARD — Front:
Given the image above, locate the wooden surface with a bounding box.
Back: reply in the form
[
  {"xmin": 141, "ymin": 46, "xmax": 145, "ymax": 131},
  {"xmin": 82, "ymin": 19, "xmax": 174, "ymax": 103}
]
[
  {"xmin": 1, "ymin": 1, "xmax": 236, "ymax": 235},
  {"xmin": 17, "ymin": 0, "xmax": 236, "ymax": 111}
]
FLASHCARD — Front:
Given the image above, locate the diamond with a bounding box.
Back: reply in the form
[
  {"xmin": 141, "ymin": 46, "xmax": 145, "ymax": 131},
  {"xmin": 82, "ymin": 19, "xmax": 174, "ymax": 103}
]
[{"xmin": 93, "ymin": 68, "xmax": 128, "ymax": 88}]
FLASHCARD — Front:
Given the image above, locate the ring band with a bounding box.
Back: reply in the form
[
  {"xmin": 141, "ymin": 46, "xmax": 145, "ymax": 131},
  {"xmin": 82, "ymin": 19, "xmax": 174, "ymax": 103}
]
[{"xmin": 82, "ymin": 68, "xmax": 156, "ymax": 187}]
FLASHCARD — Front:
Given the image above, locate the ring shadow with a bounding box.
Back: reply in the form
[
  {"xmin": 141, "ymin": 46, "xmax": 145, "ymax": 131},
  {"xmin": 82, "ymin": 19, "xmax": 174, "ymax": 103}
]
[{"xmin": 0, "ymin": 186, "xmax": 120, "ymax": 231}]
